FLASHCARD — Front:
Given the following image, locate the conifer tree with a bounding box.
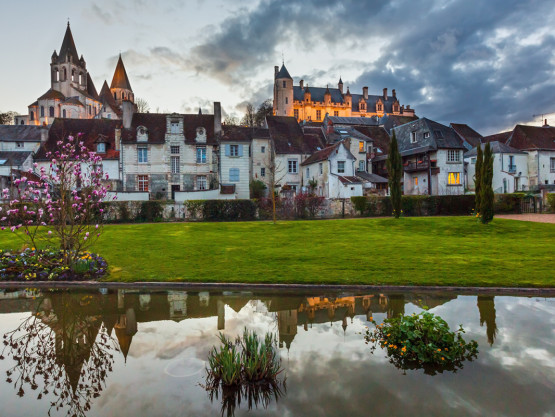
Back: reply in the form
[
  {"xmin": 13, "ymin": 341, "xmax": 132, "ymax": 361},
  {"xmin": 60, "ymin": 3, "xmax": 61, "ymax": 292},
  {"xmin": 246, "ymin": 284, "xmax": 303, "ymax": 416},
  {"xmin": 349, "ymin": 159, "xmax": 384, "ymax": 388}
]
[
  {"xmin": 480, "ymin": 142, "xmax": 494, "ymax": 224},
  {"xmin": 387, "ymin": 131, "xmax": 403, "ymax": 218},
  {"xmin": 474, "ymin": 144, "xmax": 483, "ymax": 214}
]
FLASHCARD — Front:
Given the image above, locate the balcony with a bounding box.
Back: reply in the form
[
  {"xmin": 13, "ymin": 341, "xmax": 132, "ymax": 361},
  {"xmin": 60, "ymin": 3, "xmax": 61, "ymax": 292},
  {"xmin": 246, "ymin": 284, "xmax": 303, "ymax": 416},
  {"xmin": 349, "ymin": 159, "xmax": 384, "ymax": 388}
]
[
  {"xmin": 508, "ymin": 165, "xmax": 517, "ymax": 173},
  {"xmin": 404, "ymin": 160, "xmax": 430, "ymax": 172}
]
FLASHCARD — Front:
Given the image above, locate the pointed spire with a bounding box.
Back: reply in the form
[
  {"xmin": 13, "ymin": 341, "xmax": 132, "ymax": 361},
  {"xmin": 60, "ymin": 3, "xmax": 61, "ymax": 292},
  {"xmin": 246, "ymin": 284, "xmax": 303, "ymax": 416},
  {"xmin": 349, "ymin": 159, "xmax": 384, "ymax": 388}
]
[
  {"xmin": 325, "ymin": 84, "xmax": 331, "ymax": 94},
  {"xmin": 198, "ymin": 107, "xmax": 202, "ymax": 115},
  {"xmin": 339, "ymin": 76, "xmax": 343, "ymax": 84},
  {"xmin": 275, "ymin": 63, "xmax": 292, "ymax": 80},
  {"xmin": 110, "ymin": 54, "xmax": 133, "ymax": 91},
  {"xmin": 346, "ymin": 86, "xmax": 351, "ymax": 96},
  {"xmin": 58, "ymin": 22, "xmax": 80, "ymax": 64}
]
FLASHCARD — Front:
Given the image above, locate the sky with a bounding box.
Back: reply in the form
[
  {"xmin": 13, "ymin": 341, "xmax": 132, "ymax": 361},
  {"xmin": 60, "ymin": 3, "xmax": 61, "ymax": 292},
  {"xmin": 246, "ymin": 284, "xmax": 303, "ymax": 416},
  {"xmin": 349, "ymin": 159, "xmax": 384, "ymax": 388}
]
[{"xmin": 1, "ymin": 0, "xmax": 555, "ymax": 135}]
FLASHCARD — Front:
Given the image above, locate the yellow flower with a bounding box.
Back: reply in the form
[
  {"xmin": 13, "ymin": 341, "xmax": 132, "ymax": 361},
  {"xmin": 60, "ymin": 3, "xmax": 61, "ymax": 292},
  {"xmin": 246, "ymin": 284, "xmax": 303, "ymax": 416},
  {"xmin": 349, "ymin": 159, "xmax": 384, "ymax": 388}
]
[{"xmin": 441, "ymin": 357, "xmax": 445, "ymax": 361}]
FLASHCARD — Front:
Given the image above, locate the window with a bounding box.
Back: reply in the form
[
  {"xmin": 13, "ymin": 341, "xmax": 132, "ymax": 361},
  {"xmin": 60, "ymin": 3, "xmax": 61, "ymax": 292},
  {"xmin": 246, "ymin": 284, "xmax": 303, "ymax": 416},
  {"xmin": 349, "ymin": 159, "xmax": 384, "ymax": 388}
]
[
  {"xmin": 196, "ymin": 146, "xmax": 206, "ymax": 163},
  {"xmin": 337, "ymin": 161, "xmax": 345, "ymax": 173},
  {"xmin": 288, "ymin": 160, "xmax": 298, "ymax": 173},
  {"xmin": 171, "ymin": 156, "xmax": 180, "ymax": 173},
  {"xmin": 377, "ymin": 104, "xmax": 383, "ymax": 111},
  {"xmin": 197, "ymin": 175, "xmax": 207, "ymax": 190},
  {"xmin": 306, "ymin": 167, "xmax": 310, "ymax": 177},
  {"xmin": 261, "ymin": 146, "xmax": 265, "ymax": 153},
  {"xmin": 448, "ymin": 172, "xmax": 461, "ymax": 185},
  {"xmin": 319, "ymin": 163, "xmax": 323, "ymax": 174},
  {"xmin": 359, "ymin": 141, "xmax": 364, "ymax": 152},
  {"xmin": 411, "ymin": 131, "xmax": 417, "ymax": 143},
  {"xmin": 447, "ymin": 150, "xmax": 460, "ymax": 163},
  {"xmin": 96, "ymin": 143, "xmax": 106, "ymax": 153},
  {"xmin": 550, "ymin": 157, "xmax": 555, "ymax": 172},
  {"xmin": 316, "ymin": 110, "xmax": 322, "ymax": 120},
  {"xmin": 261, "ymin": 167, "xmax": 266, "ymax": 177},
  {"xmin": 471, "ymin": 157, "xmax": 476, "ymax": 164},
  {"xmin": 359, "ymin": 160, "xmax": 365, "ymax": 171},
  {"xmin": 170, "ymin": 121, "xmax": 179, "ymax": 134},
  {"xmin": 282, "ymin": 81, "xmax": 286, "ymax": 88},
  {"xmin": 229, "ymin": 168, "xmax": 240, "ymax": 182},
  {"xmin": 293, "ymin": 109, "xmax": 299, "ymax": 119},
  {"xmin": 138, "ymin": 147, "xmax": 148, "ymax": 163},
  {"xmin": 285, "ymin": 97, "xmax": 288, "ymax": 104},
  {"xmin": 30, "ymin": 111, "xmax": 34, "ymax": 121},
  {"xmin": 88, "ymin": 105, "xmax": 91, "ymax": 115},
  {"xmin": 138, "ymin": 175, "xmax": 149, "ymax": 192},
  {"xmin": 413, "ymin": 176, "xmax": 418, "ymax": 186},
  {"xmin": 424, "ymin": 132, "xmax": 430, "ymax": 138},
  {"xmin": 334, "ymin": 111, "xmax": 339, "ymax": 117},
  {"xmin": 49, "ymin": 107, "xmax": 54, "ymax": 117},
  {"xmin": 114, "ymin": 92, "xmax": 117, "ymax": 101},
  {"xmin": 230, "ymin": 144, "xmax": 239, "ymax": 157},
  {"xmin": 171, "ymin": 145, "xmax": 180, "ymax": 154}
]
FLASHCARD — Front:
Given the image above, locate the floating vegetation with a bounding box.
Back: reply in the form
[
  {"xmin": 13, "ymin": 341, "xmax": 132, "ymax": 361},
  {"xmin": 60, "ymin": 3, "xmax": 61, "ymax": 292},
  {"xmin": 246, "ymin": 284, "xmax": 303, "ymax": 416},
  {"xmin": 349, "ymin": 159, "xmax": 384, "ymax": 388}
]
[
  {"xmin": 204, "ymin": 329, "xmax": 286, "ymax": 416},
  {"xmin": 364, "ymin": 311, "xmax": 479, "ymax": 375}
]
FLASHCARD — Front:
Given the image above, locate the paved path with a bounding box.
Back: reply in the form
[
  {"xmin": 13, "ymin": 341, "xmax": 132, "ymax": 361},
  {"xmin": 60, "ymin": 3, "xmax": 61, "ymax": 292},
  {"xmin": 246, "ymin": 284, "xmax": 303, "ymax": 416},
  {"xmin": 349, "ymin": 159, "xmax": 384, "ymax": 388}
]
[{"xmin": 496, "ymin": 214, "xmax": 555, "ymax": 223}]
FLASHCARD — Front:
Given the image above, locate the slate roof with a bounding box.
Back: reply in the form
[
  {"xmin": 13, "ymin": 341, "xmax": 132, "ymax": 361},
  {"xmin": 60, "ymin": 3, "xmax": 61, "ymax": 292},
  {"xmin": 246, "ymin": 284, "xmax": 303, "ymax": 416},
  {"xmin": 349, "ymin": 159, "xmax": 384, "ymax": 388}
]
[
  {"xmin": 464, "ymin": 141, "xmax": 527, "ymax": 157},
  {"xmin": 86, "ymin": 73, "xmax": 100, "ymax": 100},
  {"xmin": 507, "ymin": 125, "xmax": 555, "ymax": 150},
  {"xmin": 352, "ymin": 126, "xmax": 391, "ymax": 154},
  {"xmin": 99, "ymin": 81, "xmax": 122, "ymax": 117},
  {"xmin": 356, "ymin": 171, "xmax": 388, "ymax": 183},
  {"xmin": 275, "ymin": 64, "xmax": 292, "ymax": 80},
  {"xmin": 35, "ymin": 118, "xmax": 122, "ymax": 161},
  {"xmin": 329, "ymin": 125, "xmax": 374, "ymax": 143},
  {"xmin": 380, "ymin": 114, "xmax": 419, "ymax": 133},
  {"xmin": 293, "ymin": 87, "xmax": 402, "ymax": 113},
  {"xmin": 327, "ymin": 116, "xmax": 380, "ymax": 126},
  {"xmin": 482, "ymin": 131, "xmax": 511, "ymax": 144},
  {"xmin": 221, "ymin": 126, "xmax": 269, "ymax": 142},
  {"xmin": 0, "ymin": 125, "xmax": 43, "ymax": 142},
  {"xmin": 56, "ymin": 24, "xmax": 80, "ymax": 64},
  {"xmin": 450, "ymin": 123, "xmax": 482, "ymax": 148},
  {"xmin": 392, "ymin": 118, "xmax": 465, "ymax": 156},
  {"xmin": 111, "ymin": 55, "xmax": 133, "ymax": 91},
  {"xmin": 0, "ymin": 151, "xmax": 33, "ymax": 167},
  {"xmin": 266, "ymin": 116, "xmax": 324, "ymax": 155},
  {"xmin": 38, "ymin": 89, "xmax": 66, "ymax": 101}
]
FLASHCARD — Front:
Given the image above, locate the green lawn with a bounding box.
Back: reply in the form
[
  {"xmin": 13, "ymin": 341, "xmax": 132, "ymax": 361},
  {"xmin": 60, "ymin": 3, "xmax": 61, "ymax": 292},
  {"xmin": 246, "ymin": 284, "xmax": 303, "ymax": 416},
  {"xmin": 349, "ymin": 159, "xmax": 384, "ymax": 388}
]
[{"xmin": 0, "ymin": 217, "xmax": 554, "ymax": 287}]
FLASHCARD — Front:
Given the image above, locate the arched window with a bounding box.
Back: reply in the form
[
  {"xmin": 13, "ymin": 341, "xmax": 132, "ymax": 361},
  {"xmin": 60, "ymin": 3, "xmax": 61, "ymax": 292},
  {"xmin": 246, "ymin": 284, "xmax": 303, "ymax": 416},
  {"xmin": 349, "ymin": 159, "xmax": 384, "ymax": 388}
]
[
  {"xmin": 30, "ymin": 111, "xmax": 35, "ymax": 121},
  {"xmin": 72, "ymin": 69, "xmax": 75, "ymax": 82},
  {"xmin": 63, "ymin": 68, "xmax": 67, "ymax": 80},
  {"xmin": 20, "ymin": 120, "xmax": 24, "ymax": 125},
  {"xmin": 49, "ymin": 106, "xmax": 55, "ymax": 117},
  {"xmin": 40, "ymin": 106, "xmax": 44, "ymax": 117},
  {"xmin": 62, "ymin": 109, "xmax": 66, "ymax": 118},
  {"xmin": 54, "ymin": 68, "xmax": 59, "ymax": 82},
  {"xmin": 114, "ymin": 92, "xmax": 117, "ymax": 100}
]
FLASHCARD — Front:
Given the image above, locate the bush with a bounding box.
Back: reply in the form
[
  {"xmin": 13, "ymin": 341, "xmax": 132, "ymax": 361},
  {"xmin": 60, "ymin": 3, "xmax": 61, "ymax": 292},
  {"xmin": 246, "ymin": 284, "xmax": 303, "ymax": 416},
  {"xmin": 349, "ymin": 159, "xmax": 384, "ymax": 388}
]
[
  {"xmin": 351, "ymin": 196, "xmax": 368, "ymax": 215},
  {"xmin": 138, "ymin": 201, "xmax": 164, "ymax": 222},
  {"xmin": 250, "ymin": 180, "xmax": 267, "ymax": 199},
  {"xmin": 433, "ymin": 195, "xmax": 475, "ymax": 215},
  {"xmin": 117, "ymin": 201, "xmax": 131, "ymax": 222},
  {"xmin": 547, "ymin": 193, "xmax": 555, "ymax": 213},
  {"xmin": 494, "ymin": 193, "xmax": 524, "ymax": 214},
  {"xmin": 364, "ymin": 311, "xmax": 479, "ymax": 375},
  {"xmin": 202, "ymin": 200, "xmax": 257, "ymax": 221}
]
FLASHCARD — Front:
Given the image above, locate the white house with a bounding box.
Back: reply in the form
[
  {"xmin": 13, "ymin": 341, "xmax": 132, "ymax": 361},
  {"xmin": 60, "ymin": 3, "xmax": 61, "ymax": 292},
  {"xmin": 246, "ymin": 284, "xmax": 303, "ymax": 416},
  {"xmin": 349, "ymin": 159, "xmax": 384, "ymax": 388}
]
[
  {"xmin": 301, "ymin": 141, "xmax": 363, "ymax": 198},
  {"xmin": 0, "ymin": 125, "xmax": 46, "ymax": 153},
  {"xmin": 219, "ymin": 126, "xmax": 253, "ymax": 199},
  {"xmin": 464, "ymin": 142, "xmax": 529, "ymax": 193}
]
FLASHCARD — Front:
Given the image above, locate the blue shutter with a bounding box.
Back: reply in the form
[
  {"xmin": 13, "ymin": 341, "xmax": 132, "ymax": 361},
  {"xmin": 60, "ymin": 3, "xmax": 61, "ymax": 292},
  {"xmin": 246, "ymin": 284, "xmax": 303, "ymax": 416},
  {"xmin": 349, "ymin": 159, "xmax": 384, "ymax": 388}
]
[
  {"xmin": 238, "ymin": 144, "xmax": 243, "ymax": 157},
  {"xmin": 225, "ymin": 144, "xmax": 230, "ymax": 156}
]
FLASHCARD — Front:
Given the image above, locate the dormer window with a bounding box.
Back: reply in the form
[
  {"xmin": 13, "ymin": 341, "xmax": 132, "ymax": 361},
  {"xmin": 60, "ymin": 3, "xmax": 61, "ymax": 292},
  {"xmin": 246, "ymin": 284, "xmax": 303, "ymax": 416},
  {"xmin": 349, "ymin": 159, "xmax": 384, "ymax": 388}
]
[
  {"xmin": 411, "ymin": 131, "xmax": 417, "ymax": 143},
  {"xmin": 196, "ymin": 127, "xmax": 207, "ymax": 143},
  {"xmin": 137, "ymin": 126, "xmax": 148, "ymax": 142},
  {"xmin": 424, "ymin": 132, "xmax": 430, "ymax": 138},
  {"xmin": 96, "ymin": 143, "xmax": 106, "ymax": 153},
  {"xmin": 170, "ymin": 121, "xmax": 180, "ymax": 134}
]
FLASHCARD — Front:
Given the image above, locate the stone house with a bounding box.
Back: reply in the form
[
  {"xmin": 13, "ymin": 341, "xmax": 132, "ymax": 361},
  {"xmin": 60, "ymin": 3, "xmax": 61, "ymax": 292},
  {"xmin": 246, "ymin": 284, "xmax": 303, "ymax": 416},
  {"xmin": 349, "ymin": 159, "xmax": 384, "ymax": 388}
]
[
  {"xmin": 392, "ymin": 118, "xmax": 467, "ymax": 195},
  {"xmin": 300, "ymin": 141, "xmax": 363, "ymax": 198},
  {"xmin": 250, "ymin": 128, "xmax": 272, "ymax": 189},
  {"xmin": 0, "ymin": 125, "xmax": 47, "ymax": 153},
  {"xmin": 464, "ymin": 142, "xmax": 528, "ymax": 193}
]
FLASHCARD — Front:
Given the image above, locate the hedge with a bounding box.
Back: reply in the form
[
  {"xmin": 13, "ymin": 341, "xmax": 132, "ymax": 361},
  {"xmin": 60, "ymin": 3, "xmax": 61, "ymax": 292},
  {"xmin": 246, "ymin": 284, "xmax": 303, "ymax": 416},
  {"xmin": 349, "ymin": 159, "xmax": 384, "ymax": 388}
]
[
  {"xmin": 547, "ymin": 193, "xmax": 555, "ymax": 213},
  {"xmin": 201, "ymin": 200, "xmax": 257, "ymax": 221},
  {"xmin": 352, "ymin": 195, "xmax": 477, "ymax": 217}
]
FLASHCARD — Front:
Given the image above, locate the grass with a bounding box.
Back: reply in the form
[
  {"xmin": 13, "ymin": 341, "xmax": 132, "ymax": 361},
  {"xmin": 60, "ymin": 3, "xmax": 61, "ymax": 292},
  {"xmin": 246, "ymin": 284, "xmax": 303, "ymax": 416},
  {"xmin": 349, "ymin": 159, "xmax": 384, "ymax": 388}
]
[{"xmin": 0, "ymin": 217, "xmax": 553, "ymax": 287}]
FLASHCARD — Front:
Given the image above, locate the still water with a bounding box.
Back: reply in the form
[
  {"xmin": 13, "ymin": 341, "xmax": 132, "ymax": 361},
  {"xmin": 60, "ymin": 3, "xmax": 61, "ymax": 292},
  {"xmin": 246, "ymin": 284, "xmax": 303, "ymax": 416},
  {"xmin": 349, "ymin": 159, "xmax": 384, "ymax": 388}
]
[{"xmin": 0, "ymin": 288, "xmax": 553, "ymax": 417}]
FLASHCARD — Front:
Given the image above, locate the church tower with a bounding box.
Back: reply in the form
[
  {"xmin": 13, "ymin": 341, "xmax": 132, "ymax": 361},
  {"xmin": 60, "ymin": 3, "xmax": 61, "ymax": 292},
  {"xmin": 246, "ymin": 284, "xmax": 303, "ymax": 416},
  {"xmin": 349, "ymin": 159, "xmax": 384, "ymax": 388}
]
[
  {"xmin": 273, "ymin": 64, "xmax": 293, "ymax": 116},
  {"xmin": 110, "ymin": 54, "xmax": 134, "ymax": 107},
  {"xmin": 50, "ymin": 23, "xmax": 88, "ymax": 98}
]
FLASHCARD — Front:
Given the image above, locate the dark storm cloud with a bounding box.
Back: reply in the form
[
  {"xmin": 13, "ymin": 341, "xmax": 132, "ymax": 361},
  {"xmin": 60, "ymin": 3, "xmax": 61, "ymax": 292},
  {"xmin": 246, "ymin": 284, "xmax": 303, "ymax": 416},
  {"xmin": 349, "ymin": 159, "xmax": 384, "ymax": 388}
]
[{"xmin": 187, "ymin": 0, "xmax": 555, "ymax": 133}]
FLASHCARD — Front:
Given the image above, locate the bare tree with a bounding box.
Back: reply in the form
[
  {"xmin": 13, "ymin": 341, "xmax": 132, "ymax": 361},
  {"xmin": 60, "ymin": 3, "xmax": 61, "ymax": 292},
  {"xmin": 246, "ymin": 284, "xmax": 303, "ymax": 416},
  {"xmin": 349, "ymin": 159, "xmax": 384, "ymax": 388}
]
[
  {"xmin": 0, "ymin": 111, "xmax": 18, "ymax": 125},
  {"xmin": 255, "ymin": 100, "xmax": 273, "ymax": 127},
  {"xmin": 224, "ymin": 115, "xmax": 239, "ymax": 125},
  {"xmin": 264, "ymin": 139, "xmax": 286, "ymax": 224},
  {"xmin": 240, "ymin": 103, "xmax": 256, "ymax": 127},
  {"xmin": 135, "ymin": 98, "xmax": 150, "ymax": 113}
]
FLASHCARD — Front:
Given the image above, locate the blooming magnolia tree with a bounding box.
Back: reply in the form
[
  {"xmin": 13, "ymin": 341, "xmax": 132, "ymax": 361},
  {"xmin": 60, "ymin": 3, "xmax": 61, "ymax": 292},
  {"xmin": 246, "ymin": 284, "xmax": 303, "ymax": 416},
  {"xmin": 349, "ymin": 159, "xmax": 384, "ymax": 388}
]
[{"xmin": 1, "ymin": 134, "xmax": 111, "ymax": 267}]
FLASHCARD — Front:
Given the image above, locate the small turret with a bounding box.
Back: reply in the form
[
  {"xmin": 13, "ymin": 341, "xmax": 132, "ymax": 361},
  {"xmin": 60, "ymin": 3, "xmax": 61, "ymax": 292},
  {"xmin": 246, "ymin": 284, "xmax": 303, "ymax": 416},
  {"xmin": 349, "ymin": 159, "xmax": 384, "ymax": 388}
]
[
  {"xmin": 324, "ymin": 85, "xmax": 331, "ymax": 105},
  {"xmin": 51, "ymin": 50, "xmax": 58, "ymax": 63},
  {"xmin": 345, "ymin": 87, "xmax": 352, "ymax": 108},
  {"xmin": 304, "ymin": 85, "xmax": 311, "ymax": 102}
]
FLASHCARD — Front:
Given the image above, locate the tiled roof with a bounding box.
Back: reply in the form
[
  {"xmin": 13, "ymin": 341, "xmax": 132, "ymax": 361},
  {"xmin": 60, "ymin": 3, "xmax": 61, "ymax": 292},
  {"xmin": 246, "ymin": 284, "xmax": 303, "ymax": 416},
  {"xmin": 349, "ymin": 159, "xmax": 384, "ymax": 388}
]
[
  {"xmin": 302, "ymin": 126, "xmax": 326, "ymax": 144},
  {"xmin": 99, "ymin": 81, "xmax": 122, "ymax": 117},
  {"xmin": 38, "ymin": 89, "xmax": 66, "ymax": 101},
  {"xmin": 111, "ymin": 55, "xmax": 133, "ymax": 91},
  {"xmin": 464, "ymin": 141, "xmax": 527, "ymax": 157},
  {"xmin": 183, "ymin": 114, "xmax": 216, "ymax": 145},
  {"xmin": 352, "ymin": 126, "xmax": 390, "ymax": 154},
  {"xmin": 0, "ymin": 151, "xmax": 33, "ymax": 166},
  {"xmin": 337, "ymin": 175, "xmax": 362, "ymax": 184},
  {"xmin": 63, "ymin": 97, "xmax": 84, "ymax": 107},
  {"xmin": 266, "ymin": 116, "xmax": 324, "ymax": 155},
  {"xmin": 507, "ymin": 125, "xmax": 555, "ymax": 150},
  {"xmin": 0, "ymin": 125, "xmax": 44, "ymax": 142},
  {"xmin": 392, "ymin": 118, "xmax": 465, "ymax": 155},
  {"xmin": 482, "ymin": 131, "xmax": 511, "ymax": 144},
  {"xmin": 221, "ymin": 126, "xmax": 269, "ymax": 142},
  {"xmin": 35, "ymin": 118, "xmax": 122, "ymax": 161},
  {"xmin": 450, "ymin": 123, "xmax": 482, "ymax": 148},
  {"xmin": 301, "ymin": 142, "xmax": 340, "ymax": 166}
]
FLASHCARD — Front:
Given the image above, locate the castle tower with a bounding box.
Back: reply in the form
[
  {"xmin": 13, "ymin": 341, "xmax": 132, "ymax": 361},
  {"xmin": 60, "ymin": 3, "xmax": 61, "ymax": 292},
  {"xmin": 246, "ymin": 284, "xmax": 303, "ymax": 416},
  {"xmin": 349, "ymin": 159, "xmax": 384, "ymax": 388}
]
[
  {"xmin": 338, "ymin": 77, "xmax": 343, "ymax": 95},
  {"xmin": 110, "ymin": 54, "xmax": 134, "ymax": 107},
  {"xmin": 273, "ymin": 64, "xmax": 293, "ymax": 116},
  {"xmin": 50, "ymin": 23, "xmax": 88, "ymax": 98}
]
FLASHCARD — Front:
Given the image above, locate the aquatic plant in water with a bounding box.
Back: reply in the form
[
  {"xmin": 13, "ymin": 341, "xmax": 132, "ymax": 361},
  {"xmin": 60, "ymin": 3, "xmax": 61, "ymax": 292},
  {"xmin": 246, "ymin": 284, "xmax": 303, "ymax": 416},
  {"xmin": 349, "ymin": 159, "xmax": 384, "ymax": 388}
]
[
  {"xmin": 204, "ymin": 329, "xmax": 286, "ymax": 416},
  {"xmin": 364, "ymin": 311, "xmax": 478, "ymax": 375}
]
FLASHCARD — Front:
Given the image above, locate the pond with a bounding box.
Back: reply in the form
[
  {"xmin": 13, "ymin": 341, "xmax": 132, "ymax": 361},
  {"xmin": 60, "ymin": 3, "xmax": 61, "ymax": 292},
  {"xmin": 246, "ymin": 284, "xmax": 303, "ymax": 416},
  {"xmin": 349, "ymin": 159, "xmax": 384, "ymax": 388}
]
[{"xmin": 0, "ymin": 287, "xmax": 553, "ymax": 417}]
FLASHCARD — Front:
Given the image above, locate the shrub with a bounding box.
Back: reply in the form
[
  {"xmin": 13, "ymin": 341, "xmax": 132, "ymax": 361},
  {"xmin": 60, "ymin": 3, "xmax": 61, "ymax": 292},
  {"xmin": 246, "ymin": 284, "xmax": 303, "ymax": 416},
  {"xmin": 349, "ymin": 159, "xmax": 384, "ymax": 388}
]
[
  {"xmin": 494, "ymin": 193, "xmax": 524, "ymax": 214},
  {"xmin": 250, "ymin": 180, "xmax": 267, "ymax": 199},
  {"xmin": 433, "ymin": 195, "xmax": 475, "ymax": 215},
  {"xmin": 117, "ymin": 201, "xmax": 131, "ymax": 222},
  {"xmin": 202, "ymin": 200, "xmax": 257, "ymax": 221},
  {"xmin": 139, "ymin": 201, "xmax": 164, "ymax": 222},
  {"xmin": 184, "ymin": 200, "xmax": 204, "ymax": 219},
  {"xmin": 364, "ymin": 311, "xmax": 479, "ymax": 375},
  {"xmin": 305, "ymin": 196, "xmax": 326, "ymax": 218},
  {"xmin": 547, "ymin": 193, "xmax": 555, "ymax": 213},
  {"xmin": 351, "ymin": 196, "xmax": 368, "ymax": 215}
]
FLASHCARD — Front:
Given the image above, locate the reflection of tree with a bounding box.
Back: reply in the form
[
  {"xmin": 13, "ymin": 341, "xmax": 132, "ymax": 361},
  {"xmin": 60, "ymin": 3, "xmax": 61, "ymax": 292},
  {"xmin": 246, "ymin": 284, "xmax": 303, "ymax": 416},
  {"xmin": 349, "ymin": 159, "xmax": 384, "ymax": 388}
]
[
  {"xmin": 387, "ymin": 294, "xmax": 405, "ymax": 319},
  {"xmin": 0, "ymin": 292, "xmax": 119, "ymax": 417},
  {"xmin": 477, "ymin": 296, "xmax": 498, "ymax": 346}
]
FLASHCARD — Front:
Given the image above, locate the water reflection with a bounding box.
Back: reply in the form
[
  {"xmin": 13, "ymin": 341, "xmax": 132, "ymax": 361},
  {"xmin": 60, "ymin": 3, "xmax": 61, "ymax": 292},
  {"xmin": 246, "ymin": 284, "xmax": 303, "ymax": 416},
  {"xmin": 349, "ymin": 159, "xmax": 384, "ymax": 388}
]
[{"xmin": 0, "ymin": 288, "xmax": 552, "ymax": 417}]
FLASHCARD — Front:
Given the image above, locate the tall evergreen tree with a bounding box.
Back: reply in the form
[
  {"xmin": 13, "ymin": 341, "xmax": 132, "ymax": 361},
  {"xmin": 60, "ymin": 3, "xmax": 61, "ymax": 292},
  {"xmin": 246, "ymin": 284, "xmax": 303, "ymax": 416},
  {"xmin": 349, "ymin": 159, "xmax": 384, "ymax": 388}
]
[
  {"xmin": 387, "ymin": 131, "xmax": 403, "ymax": 218},
  {"xmin": 480, "ymin": 142, "xmax": 494, "ymax": 224},
  {"xmin": 474, "ymin": 144, "xmax": 483, "ymax": 214}
]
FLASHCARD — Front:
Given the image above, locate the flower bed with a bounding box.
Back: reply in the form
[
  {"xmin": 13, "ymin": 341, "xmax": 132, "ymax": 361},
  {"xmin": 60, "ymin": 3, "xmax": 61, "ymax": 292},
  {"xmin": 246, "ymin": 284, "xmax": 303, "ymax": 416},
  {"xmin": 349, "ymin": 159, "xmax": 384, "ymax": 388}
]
[{"xmin": 0, "ymin": 248, "xmax": 107, "ymax": 281}]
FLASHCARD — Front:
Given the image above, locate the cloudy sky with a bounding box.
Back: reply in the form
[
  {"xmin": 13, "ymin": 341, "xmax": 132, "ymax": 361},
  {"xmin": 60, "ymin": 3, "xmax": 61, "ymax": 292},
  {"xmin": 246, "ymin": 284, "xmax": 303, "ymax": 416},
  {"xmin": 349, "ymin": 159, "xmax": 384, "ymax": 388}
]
[{"xmin": 1, "ymin": 0, "xmax": 555, "ymax": 134}]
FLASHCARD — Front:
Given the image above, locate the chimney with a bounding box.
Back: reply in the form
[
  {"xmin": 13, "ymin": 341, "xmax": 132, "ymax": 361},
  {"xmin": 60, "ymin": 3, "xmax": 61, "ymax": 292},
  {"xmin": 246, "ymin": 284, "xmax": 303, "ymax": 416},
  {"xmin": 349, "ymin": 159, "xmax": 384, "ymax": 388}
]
[
  {"xmin": 392, "ymin": 89, "xmax": 396, "ymax": 99},
  {"xmin": 383, "ymin": 88, "xmax": 388, "ymax": 100},
  {"xmin": 544, "ymin": 118, "xmax": 548, "ymax": 127},
  {"xmin": 274, "ymin": 66, "xmax": 279, "ymax": 80},
  {"xmin": 300, "ymin": 79, "xmax": 304, "ymax": 89},
  {"xmin": 214, "ymin": 102, "xmax": 222, "ymax": 136},
  {"xmin": 115, "ymin": 128, "xmax": 121, "ymax": 150},
  {"xmin": 363, "ymin": 86, "xmax": 368, "ymax": 100},
  {"xmin": 406, "ymin": 105, "xmax": 411, "ymax": 110},
  {"xmin": 122, "ymin": 101, "xmax": 134, "ymax": 129},
  {"xmin": 40, "ymin": 125, "xmax": 48, "ymax": 143}
]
